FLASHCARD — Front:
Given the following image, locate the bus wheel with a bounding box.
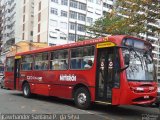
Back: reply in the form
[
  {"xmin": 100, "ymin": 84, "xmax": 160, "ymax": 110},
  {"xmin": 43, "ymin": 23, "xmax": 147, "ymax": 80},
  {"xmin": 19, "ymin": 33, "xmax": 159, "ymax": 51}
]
[
  {"xmin": 74, "ymin": 87, "xmax": 91, "ymax": 109},
  {"xmin": 23, "ymin": 83, "xmax": 31, "ymax": 98}
]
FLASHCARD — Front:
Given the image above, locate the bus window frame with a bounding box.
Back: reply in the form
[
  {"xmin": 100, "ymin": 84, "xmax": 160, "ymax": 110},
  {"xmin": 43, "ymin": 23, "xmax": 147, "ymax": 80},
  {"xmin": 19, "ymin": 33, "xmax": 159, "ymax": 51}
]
[
  {"xmin": 70, "ymin": 45, "xmax": 95, "ymax": 70},
  {"xmin": 21, "ymin": 54, "xmax": 34, "ymax": 71},
  {"xmin": 6, "ymin": 56, "xmax": 15, "ymax": 72},
  {"xmin": 50, "ymin": 49, "xmax": 69, "ymax": 71},
  {"xmin": 34, "ymin": 52, "xmax": 49, "ymax": 71}
]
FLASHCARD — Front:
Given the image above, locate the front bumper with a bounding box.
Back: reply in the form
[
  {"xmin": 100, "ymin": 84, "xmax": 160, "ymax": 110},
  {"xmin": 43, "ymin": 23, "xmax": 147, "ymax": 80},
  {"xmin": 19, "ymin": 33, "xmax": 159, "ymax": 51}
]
[{"xmin": 119, "ymin": 89, "xmax": 157, "ymax": 105}]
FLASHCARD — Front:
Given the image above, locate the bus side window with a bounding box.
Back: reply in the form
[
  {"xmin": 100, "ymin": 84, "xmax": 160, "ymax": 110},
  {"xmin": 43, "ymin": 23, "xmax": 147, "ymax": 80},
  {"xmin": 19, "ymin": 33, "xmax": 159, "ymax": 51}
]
[
  {"xmin": 83, "ymin": 46, "xmax": 95, "ymax": 69},
  {"xmin": 50, "ymin": 49, "xmax": 68, "ymax": 70},
  {"xmin": 70, "ymin": 47, "xmax": 83, "ymax": 69},
  {"xmin": 6, "ymin": 57, "xmax": 14, "ymax": 72},
  {"xmin": 34, "ymin": 52, "xmax": 48, "ymax": 70},
  {"xmin": 21, "ymin": 55, "xmax": 33, "ymax": 71},
  {"xmin": 22, "ymin": 63, "xmax": 32, "ymax": 71},
  {"xmin": 70, "ymin": 46, "xmax": 95, "ymax": 70}
]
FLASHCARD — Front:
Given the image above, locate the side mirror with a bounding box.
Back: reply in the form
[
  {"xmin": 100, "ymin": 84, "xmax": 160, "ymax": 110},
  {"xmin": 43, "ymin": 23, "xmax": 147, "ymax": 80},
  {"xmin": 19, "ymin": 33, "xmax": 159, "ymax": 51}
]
[
  {"xmin": 119, "ymin": 54, "xmax": 130, "ymax": 72},
  {"xmin": 124, "ymin": 54, "xmax": 130, "ymax": 65},
  {"xmin": 115, "ymin": 46, "xmax": 131, "ymax": 72}
]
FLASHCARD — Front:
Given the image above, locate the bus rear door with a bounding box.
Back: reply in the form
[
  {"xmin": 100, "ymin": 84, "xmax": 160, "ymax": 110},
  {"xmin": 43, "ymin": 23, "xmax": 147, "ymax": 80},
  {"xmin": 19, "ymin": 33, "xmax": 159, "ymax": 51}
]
[{"xmin": 96, "ymin": 42, "xmax": 120, "ymax": 104}]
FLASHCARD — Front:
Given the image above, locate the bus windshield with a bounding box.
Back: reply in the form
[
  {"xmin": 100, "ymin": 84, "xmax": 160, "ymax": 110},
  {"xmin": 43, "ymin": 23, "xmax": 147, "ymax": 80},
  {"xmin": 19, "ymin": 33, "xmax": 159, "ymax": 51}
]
[{"xmin": 122, "ymin": 38, "xmax": 155, "ymax": 81}]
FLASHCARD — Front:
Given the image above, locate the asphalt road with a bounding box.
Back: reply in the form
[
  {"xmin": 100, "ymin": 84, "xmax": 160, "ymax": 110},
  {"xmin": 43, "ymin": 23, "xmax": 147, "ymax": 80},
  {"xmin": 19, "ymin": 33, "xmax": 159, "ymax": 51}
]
[{"xmin": 0, "ymin": 88, "xmax": 159, "ymax": 120}]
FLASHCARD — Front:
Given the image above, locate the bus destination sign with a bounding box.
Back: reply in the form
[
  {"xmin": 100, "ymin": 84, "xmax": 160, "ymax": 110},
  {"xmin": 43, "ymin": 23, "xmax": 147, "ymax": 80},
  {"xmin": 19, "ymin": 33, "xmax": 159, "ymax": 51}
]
[{"xmin": 96, "ymin": 42, "xmax": 116, "ymax": 48}]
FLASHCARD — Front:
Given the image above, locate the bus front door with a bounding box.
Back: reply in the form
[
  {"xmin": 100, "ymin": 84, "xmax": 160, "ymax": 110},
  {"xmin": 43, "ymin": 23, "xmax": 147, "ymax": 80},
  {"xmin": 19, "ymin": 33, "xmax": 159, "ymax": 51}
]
[
  {"xmin": 14, "ymin": 59, "xmax": 21, "ymax": 90},
  {"xmin": 96, "ymin": 47, "xmax": 115, "ymax": 103}
]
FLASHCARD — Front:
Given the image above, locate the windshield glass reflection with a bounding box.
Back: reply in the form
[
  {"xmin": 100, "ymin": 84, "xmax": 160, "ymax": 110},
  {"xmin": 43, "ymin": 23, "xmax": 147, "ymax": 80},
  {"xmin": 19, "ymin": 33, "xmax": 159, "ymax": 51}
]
[{"xmin": 123, "ymin": 48, "xmax": 154, "ymax": 81}]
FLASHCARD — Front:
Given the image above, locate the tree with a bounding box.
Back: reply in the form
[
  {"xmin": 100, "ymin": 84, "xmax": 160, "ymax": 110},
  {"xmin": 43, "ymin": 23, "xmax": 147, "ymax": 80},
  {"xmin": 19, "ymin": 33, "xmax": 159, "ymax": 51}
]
[
  {"xmin": 87, "ymin": 13, "xmax": 128, "ymax": 36},
  {"xmin": 87, "ymin": 0, "xmax": 160, "ymax": 38}
]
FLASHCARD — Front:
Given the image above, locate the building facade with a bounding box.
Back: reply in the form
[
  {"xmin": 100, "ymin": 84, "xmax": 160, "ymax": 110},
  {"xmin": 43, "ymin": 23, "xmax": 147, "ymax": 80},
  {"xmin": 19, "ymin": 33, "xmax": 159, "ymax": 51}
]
[
  {"xmin": 33, "ymin": 0, "xmax": 49, "ymax": 44},
  {"xmin": 0, "ymin": 0, "xmax": 34, "ymax": 62},
  {"xmin": 18, "ymin": 0, "xmax": 34, "ymax": 43},
  {"xmin": 33, "ymin": 0, "xmax": 114, "ymax": 45}
]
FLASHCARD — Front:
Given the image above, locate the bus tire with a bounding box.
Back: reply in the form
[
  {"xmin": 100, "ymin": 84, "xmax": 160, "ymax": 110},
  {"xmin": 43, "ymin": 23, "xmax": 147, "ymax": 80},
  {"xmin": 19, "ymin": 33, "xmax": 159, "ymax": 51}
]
[
  {"xmin": 74, "ymin": 87, "xmax": 91, "ymax": 109},
  {"xmin": 23, "ymin": 83, "xmax": 31, "ymax": 98}
]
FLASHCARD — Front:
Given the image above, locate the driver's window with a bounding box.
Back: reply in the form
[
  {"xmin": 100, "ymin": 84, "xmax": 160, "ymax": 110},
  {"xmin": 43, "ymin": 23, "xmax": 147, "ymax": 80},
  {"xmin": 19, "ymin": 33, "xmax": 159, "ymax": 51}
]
[{"xmin": 122, "ymin": 48, "xmax": 130, "ymax": 66}]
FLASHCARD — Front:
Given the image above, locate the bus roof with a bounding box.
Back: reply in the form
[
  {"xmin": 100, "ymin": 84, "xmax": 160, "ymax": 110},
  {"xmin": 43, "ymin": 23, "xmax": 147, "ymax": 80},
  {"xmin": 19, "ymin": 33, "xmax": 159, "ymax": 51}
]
[{"xmin": 15, "ymin": 35, "xmax": 150, "ymax": 56}]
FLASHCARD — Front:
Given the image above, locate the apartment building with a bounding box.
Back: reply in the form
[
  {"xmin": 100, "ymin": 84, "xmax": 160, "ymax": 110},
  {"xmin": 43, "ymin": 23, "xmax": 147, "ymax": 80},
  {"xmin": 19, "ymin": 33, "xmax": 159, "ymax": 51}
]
[
  {"xmin": 1, "ymin": 0, "xmax": 20, "ymax": 56},
  {"xmin": 18, "ymin": 0, "xmax": 34, "ymax": 43},
  {"xmin": 33, "ymin": 0, "xmax": 49, "ymax": 44},
  {"xmin": 33, "ymin": 0, "xmax": 114, "ymax": 45},
  {"xmin": 0, "ymin": 0, "xmax": 34, "ymax": 62},
  {"xmin": 139, "ymin": 19, "xmax": 160, "ymax": 81},
  {"xmin": 149, "ymin": 24, "xmax": 160, "ymax": 81}
]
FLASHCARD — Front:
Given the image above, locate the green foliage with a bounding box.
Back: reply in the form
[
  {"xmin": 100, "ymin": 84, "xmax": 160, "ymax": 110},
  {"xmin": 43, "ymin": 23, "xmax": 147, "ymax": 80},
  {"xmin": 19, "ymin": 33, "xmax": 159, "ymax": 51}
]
[
  {"xmin": 77, "ymin": 37, "xmax": 86, "ymax": 41},
  {"xmin": 87, "ymin": 0, "xmax": 160, "ymax": 37},
  {"xmin": 87, "ymin": 13, "xmax": 126, "ymax": 36}
]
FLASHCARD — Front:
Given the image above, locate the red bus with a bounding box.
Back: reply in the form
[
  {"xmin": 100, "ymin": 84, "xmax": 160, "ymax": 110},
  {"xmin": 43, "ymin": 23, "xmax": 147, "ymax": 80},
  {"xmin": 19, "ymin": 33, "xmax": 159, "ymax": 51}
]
[{"xmin": 4, "ymin": 35, "xmax": 157, "ymax": 109}]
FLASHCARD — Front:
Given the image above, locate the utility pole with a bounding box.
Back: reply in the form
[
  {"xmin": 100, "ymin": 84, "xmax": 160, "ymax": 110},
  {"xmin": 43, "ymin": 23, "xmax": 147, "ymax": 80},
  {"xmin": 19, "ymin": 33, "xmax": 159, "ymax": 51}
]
[{"xmin": 75, "ymin": 21, "xmax": 77, "ymax": 42}]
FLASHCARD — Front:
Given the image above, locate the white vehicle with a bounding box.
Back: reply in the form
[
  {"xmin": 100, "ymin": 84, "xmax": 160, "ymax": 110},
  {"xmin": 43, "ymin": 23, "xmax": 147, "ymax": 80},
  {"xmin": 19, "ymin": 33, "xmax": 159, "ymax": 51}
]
[
  {"xmin": 0, "ymin": 77, "xmax": 4, "ymax": 88},
  {"xmin": 0, "ymin": 73, "xmax": 3, "ymax": 84}
]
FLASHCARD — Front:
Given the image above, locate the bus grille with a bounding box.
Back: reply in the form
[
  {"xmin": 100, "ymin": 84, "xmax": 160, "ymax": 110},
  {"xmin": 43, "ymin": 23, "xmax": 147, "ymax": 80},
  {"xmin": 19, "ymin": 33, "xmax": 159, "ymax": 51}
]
[{"xmin": 132, "ymin": 96, "xmax": 154, "ymax": 102}]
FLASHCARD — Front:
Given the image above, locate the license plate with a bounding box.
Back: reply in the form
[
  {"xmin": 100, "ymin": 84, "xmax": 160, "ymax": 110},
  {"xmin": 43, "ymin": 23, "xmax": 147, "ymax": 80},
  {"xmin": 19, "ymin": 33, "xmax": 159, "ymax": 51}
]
[{"xmin": 144, "ymin": 95, "xmax": 149, "ymax": 99}]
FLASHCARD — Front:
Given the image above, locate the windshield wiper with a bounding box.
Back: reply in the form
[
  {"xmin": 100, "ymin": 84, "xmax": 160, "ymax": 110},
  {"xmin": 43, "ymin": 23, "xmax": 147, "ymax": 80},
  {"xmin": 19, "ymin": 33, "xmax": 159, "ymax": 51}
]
[
  {"xmin": 144, "ymin": 51, "xmax": 153, "ymax": 64},
  {"xmin": 130, "ymin": 48, "xmax": 143, "ymax": 69}
]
